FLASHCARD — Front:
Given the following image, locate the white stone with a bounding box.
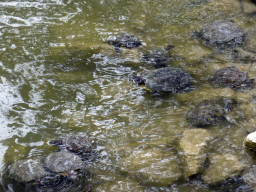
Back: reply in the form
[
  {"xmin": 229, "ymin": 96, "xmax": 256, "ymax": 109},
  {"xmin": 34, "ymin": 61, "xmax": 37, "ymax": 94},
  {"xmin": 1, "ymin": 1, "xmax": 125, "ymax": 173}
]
[{"xmin": 245, "ymin": 131, "xmax": 256, "ymax": 149}]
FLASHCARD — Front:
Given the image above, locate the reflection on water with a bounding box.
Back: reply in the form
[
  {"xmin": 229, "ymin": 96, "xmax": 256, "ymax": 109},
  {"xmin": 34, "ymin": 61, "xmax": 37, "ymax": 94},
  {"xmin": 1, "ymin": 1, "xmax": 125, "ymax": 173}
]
[{"xmin": 1, "ymin": 0, "xmax": 256, "ymax": 191}]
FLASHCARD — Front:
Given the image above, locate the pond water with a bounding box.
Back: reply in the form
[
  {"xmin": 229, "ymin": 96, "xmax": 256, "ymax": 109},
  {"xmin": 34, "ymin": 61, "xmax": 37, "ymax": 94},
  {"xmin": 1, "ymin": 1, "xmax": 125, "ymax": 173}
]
[{"xmin": 1, "ymin": 0, "xmax": 256, "ymax": 191}]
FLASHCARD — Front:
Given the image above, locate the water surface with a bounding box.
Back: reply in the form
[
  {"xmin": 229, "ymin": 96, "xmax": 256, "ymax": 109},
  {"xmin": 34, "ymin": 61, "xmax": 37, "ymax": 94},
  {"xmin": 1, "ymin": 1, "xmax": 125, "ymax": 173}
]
[{"xmin": 1, "ymin": 0, "xmax": 256, "ymax": 191}]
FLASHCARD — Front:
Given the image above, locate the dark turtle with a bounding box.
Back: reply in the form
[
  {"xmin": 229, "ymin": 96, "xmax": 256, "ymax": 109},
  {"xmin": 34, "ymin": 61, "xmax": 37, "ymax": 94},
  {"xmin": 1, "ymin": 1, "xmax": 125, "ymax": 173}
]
[
  {"xmin": 44, "ymin": 151, "xmax": 85, "ymax": 175},
  {"xmin": 143, "ymin": 46, "xmax": 174, "ymax": 68},
  {"xmin": 9, "ymin": 159, "xmax": 47, "ymax": 183},
  {"xmin": 49, "ymin": 133, "xmax": 94, "ymax": 154},
  {"xmin": 106, "ymin": 32, "xmax": 142, "ymax": 52},
  {"xmin": 194, "ymin": 20, "xmax": 245, "ymax": 50},
  {"xmin": 212, "ymin": 66, "xmax": 254, "ymax": 90},
  {"xmin": 130, "ymin": 67, "xmax": 192, "ymax": 94},
  {"xmin": 186, "ymin": 97, "xmax": 235, "ymax": 127}
]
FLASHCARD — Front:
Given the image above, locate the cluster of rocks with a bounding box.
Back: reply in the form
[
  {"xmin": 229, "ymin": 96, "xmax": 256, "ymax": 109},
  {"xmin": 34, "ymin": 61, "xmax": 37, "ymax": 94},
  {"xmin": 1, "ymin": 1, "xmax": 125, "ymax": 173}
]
[{"xmin": 7, "ymin": 134, "xmax": 94, "ymax": 191}]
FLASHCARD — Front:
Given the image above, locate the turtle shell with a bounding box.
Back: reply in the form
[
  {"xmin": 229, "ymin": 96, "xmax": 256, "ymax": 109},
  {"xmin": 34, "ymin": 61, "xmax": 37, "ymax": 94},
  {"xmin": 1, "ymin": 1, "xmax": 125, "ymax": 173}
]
[
  {"xmin": 134, "ymin": 67, "xmax": 192, "ymax": 93},
  {"xmin": 9, "ymin": 159, "xmax": 47, "ymax": 182},
  {"xmin": 196, "ymin": 20, "xmax": 245, "ymax": 49},
  {"xmin": 212, "ymin": 66, "xmax": 254, "ymax": 90},
  {"xmin": 186, "ymin": 97, "xmax": 235, "ymax": 127},
  {"xmin": 44, "ymin": 151, "xmax": 84, "ymax": 173},
  {"xmin": 49, "ymin": 134, "xmax": 93, "ymax": 153}
]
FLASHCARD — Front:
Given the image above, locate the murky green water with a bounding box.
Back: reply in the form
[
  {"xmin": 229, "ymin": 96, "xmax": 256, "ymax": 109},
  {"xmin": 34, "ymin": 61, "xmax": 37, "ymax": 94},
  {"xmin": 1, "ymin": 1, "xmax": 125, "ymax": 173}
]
[{"xmin": 1, "ymin": 0, "xmax": 256, "ymax": 191}]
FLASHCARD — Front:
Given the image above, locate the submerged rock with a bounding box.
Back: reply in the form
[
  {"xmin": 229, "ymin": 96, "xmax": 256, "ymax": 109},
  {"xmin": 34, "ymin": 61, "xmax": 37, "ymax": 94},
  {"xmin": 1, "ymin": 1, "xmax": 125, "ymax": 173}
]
[
  {"xmin": 212, "ymin": 66, "xmax": 254, "ymax": 90},
  {"xmin": 130, "ymin": 67, "xmax": 192, "ymax": 94},
  {"xmin": 9, "ymin": 159, "xmax": 47, "ymax": 183},
  {"xmin": 49, "ymin": 133, "xmax": 94, "ymax": 154},
  {"xmin": 94, "ymin": 177, "xmax": 144, "ymax": 192},
  {"xmin": 44, "ymin": 151, "xmax": 85, "ymax": 174},
  {"xmin": 117, "ymin": 149, "xmax": 182, "ymax": 186},
  {"xmin": 179, "ymin": 129, "xmax": 212, "ymax": 177},
  {"xmin": 242, "ymin": 165, "xmax": 256, "ymax": 188},
  {"xmin": 106, "ymin": 32, "xmax": 142, "ymax": 52},
  {"xmin": 238, "ymin": 0, "xmax": 256, "ymax": 12},
  {"xmin": 186, "ymin": 97, "xmax": 235, "ymax": 127},
  {"xmin": 244, "ymin": 131, "xmax": 256, "ymax": 150},
  {"xmin": 195, "ymin": 20, "xmax": 245, "ymax": 50},
  {"xmin": 202, "ymin": 154, "xmax": 244, "ymax": 184}
]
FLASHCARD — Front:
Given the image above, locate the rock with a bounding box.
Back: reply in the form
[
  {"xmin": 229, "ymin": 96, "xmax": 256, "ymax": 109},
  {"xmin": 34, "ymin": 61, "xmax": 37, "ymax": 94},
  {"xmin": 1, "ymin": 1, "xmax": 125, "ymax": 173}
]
[
  {"xmin": 238, "ymin": 0, "xmax": 256, "ymax": 12},
  {"xmin": 44, "ymin": 151, "xmax": 85, "ymax": 174},
  {"xmin": 212, "ymin": 66, "xmax": 254, "ymax": 90},
  {"xmin": 130, "ymin": 67, "xmax": 192, "ymax": 94},
  {"xmin": 186, "ymin": 97, "xmax": 235, "ymax": 127},
  {"xmin": 202, "ymin": 154, "xmax": 244, "ymax": 184},
  {"xmin": 117, "ymin": 149, "xmax": 182, "ymax": 186},
  {"xmin": 195, "ymin": 20, "xmax": 245, "ymax": 50},
  {"xmin": 49, "ymin": 133, "xmax": 94, "ymax": 154},
  {"xmin": 244, "ymin": 131, "xmax": 256, "ymax": 149},
  {"xmin": 242, "ymin": 165, "xmax": 256, "ymax": 188},
  {"xmin": 179, "ymin": 129, "xmax": 212, "ymax": 177},
  {"xmin": 9, "ymin": 159, "xmax": 47, "ymax": 182}
]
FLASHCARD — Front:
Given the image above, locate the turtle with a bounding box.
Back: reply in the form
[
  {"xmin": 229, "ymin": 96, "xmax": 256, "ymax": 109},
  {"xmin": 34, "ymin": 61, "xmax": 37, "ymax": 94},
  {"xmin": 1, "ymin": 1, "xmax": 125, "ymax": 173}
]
[
  {"xmin": 143, "ymin": 46, "xmax": 174, "ymax": 68},
  {"xmin": 186, "ymin": 97, "xmax": 236, "ymax": 127},
  {"xmin": 8, "ymin": 159, "xmax": 47, "ymax": 183},
  {"xmin": 130, "ymin": 67, "xmax": 192, "ymax": 94},
  {"xmin": 106, "ymin": 32, "xmax": 142, "ymax": 52},
  {"xmin": 44, "ymin": 151, "xmax": 85, "ymax": 176},
  {"xmin": 49, "ymin": 133, "xmax": 94, "ymax": 154},
  {"xmin": 194, "ymin": 20, "xmax": 245, "ymax": 51},
  {"xmin": 212, "ymin": 66, "xmax": 254, "ymax": 90}
]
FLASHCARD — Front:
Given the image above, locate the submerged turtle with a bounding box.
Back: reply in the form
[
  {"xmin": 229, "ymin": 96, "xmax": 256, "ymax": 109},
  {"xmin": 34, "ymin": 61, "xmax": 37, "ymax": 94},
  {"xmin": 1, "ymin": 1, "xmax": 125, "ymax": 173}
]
[
  {"xmin": 194, "ymin": 20, "xmax": 245, "ymax": 50},
  {"xmin": 8, "ymin": 159, "xmax": 47, "ymax": 183},
  {"xmin": 186, "ymin": 97, "xmax": 235, "ymax": 127},
  {"xmin": 143, "ymin": 46, "xmax": 174, "ymax": 68},
  {"xmin": 49, "ymin": 133, "xmax": 94, "ymax": 154},
  {"xmin": 106, "ymin": 32, "xmax": 142, "ymax": 52},
  {"xmin": 130, "ymin": 67, "xmax": 192, "ymax": 94},
  {"xmin": 212, "ymin": 66, "xmax": 254, "ymax": 90}
]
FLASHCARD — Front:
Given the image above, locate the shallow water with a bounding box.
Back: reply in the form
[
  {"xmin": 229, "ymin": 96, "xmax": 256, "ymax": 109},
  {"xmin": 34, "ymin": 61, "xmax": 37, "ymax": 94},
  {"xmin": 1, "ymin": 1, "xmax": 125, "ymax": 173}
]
[{"xmin": 1, "ymin": 0, "xmax": 256, "ymax": 191}]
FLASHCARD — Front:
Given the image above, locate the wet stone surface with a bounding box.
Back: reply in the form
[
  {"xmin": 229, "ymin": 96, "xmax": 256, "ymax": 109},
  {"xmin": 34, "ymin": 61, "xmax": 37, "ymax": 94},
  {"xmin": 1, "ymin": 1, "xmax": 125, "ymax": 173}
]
[
  {"xmin": 202, "ymin": 154, "xmax": 244, "ymax": 184},
  {"xmin": 117, "ymin": 149, "xmax": 182, "ymax": 186},
  {"xmin": 130, "ymin": 67, "xmax": 192, "ymax": 94},
  {"xmin": 244, "ymin": 131, "xmax": 256, "ymax": 149},
  {"xmin": 179, "ymin": 129, "xmax": 212, "ymax": 177},
  {"xmin": 212, "ymin": 66, "xmax": 254, "ymax": 90},
  {"xmin": 194, "ymin": 20, "xmax": 245, "ymax": 50},
  {"xmin": 186, "ymin": 97, "xmax": 235, "ymax": 127}
]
